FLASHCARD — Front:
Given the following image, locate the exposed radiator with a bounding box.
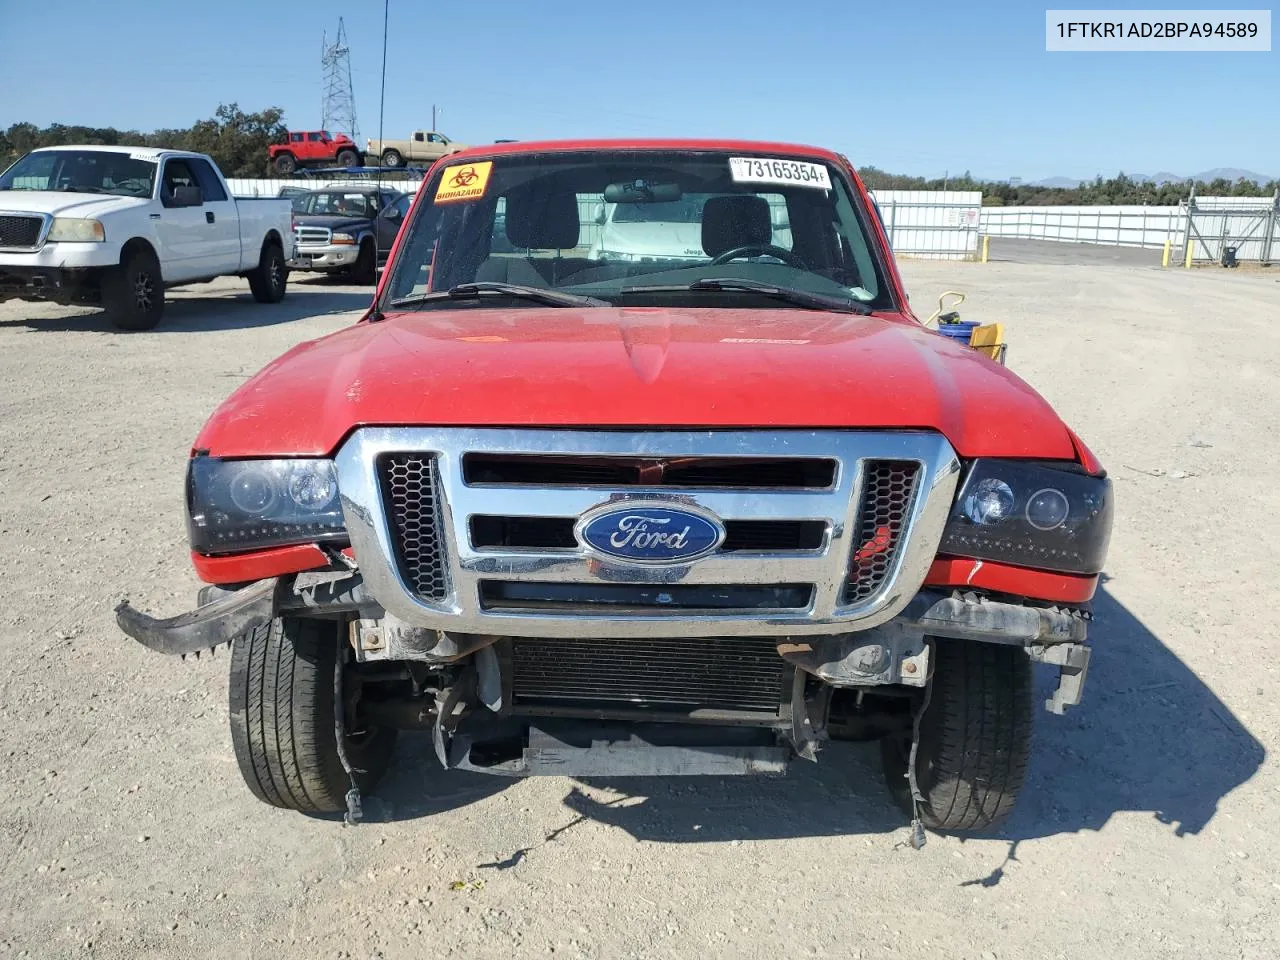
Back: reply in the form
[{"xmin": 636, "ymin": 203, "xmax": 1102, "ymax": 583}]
[{"xmin": 511, "ymin": 636, "xmax": 786, "ymax": 713}]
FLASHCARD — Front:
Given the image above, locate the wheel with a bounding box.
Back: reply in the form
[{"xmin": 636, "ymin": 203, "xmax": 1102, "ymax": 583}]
[
  {"xmin": 351, "ymin": 239, "xmax": 377, "ymax": 284},
  {"xmin": 102, "ymin": 248, "xmax": 164, "ymax": 330},
  {"xmin": 273, "ymin": 153, "xmax": 297, "ymax": 176},
  {"xmin": 335, "ymin": 148, "xmax": 360, "ymax": 168},
  {"xmin": 880, "ymin": 639, "xmax": 1032, "ymax": 832},
  {"xmin": 247, "ymin": 241, "xmax": 288, "ymax": 303},
  {"xmin": 381, "ymin": 148, "xmax": 404, "ymax": 168},
  {"xmin": 228, "ymin": 617, "xmax": 397, "ymax": 814}
]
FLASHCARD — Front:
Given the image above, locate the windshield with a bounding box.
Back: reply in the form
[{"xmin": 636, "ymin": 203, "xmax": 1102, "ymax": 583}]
[
  {"xmin": 0, "ymin": 150, "xmax": 157, "ymax": 198},
  {"xmin": 381, "ymin": 149, "xmax": 890, "ymax": 311},
  {"xmin": 293, "ymin": 190, "xmax": 379, "ymax": 217}
]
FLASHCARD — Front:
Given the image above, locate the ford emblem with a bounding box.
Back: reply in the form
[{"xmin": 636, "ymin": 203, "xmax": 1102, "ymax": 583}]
[{"xmin": 577, "ymin": 503, "xmax": 725, "ymax": 565}]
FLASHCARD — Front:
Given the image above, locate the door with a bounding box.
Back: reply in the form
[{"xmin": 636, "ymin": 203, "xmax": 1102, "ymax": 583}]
[
  {"xmin": 187, "ymin": 158, "xmax": 240, "ymax": 273},
  {"xmin": 375, "ymin": 194, "xmax": 413, "ymax": 265},
  {"xmin": 155, "ymin": 158, "xmax": 207, "ymax": 281}
]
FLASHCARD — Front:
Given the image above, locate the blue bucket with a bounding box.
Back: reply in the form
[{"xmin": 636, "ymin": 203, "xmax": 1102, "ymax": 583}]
[{"xmin": 936, "ymin": 321, "xmax": 979, "ymax": 345}]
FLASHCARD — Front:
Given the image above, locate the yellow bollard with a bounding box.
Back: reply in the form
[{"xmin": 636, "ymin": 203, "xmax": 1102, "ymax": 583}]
[
  {"xmin": 1184, "ymin": 239, "xmax": 1194, "ymax": 268},
  {"xmin": 1162, "ymin": 238, "xmax": 1171, "ymax": 267},
  {"xmin": 981, "ymin": 235, "xmax": 990, "ymax": 264}
]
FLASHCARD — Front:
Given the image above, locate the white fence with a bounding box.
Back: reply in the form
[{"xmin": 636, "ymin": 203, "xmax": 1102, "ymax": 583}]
[
  {"xmin": 978, "ymin": 196, "xmax": 1279, "ymax": 263},
  {"xmin": 979, "ymin": 205, "xmax": 1185, "ymax": 250},
  {"xmin": 873, "ymin": 191, "xmax": 982, "ymax": 260}
]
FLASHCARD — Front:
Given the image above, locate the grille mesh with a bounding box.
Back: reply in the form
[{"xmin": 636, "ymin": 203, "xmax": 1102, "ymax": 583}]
[
  {"xmin": 294, "ymin": 226, "xmax": 332, "ymax": 245},
  {"xmin": 380, "ymin": 454, "xmax": 449, "ymax": 602},
  {"xmin": 512, "ymin": 636, "xmax": 786, "ymax": 712},
  {"xmin": 845, "ymin": 460, "xmax": 921, "ymax": 603},
  {"xmin": 0, "ymin": 216, "xmax": 43, "ymax": 249}
]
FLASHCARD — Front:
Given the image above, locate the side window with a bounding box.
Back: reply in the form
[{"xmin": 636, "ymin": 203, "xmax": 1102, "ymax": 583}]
[
  {"xmin": 290, "ymin": 133, "xmax": 304, "ymax": 143},
  {"xmin": 162, "ymin": 159, "xmax": 198, "ymax": 197},
  {"xmin": 187, "ymin": 158, "xmax": 227, "ymax": 202},
  {"xmin": 413, "ymin": 132, "xmax": 425, "ymax": 143},
  {"xmin": 307, "ymin": 132, "xmax": 323, "ymax": 142},
  {"xmin": 394, "ymin": 195, "xmax": 412, "ymax": 217},
  {"xmin": 428, "ymin": 134, "xmax": 442, "ymax": 143}
]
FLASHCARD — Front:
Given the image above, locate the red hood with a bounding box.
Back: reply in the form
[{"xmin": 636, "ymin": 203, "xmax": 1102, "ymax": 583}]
[{"xmin": 194, "ymin": 307, "xmax": 1077, "ymax": 460}]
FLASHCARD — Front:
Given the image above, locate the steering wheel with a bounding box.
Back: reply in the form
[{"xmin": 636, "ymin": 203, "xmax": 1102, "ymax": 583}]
[{"xmin": 710, "ymin": 244, "xmax": 805, "ymax": 267}]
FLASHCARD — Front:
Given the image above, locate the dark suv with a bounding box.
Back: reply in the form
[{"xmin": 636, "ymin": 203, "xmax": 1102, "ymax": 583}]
[{"xmin": 288, "ymin": 188, "xmax": 413, "ymax": 283}]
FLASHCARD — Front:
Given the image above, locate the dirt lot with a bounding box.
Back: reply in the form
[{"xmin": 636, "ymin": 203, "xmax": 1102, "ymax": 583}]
[{"xmin": 1, "ymin": 262, "xmax": 1277, "ymax": 960}]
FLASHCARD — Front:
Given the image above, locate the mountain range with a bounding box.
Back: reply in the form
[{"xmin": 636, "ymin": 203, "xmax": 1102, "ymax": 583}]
[{"xmin": 1024, "ymin": 168, "xmax": 1275, "ymax": 188}]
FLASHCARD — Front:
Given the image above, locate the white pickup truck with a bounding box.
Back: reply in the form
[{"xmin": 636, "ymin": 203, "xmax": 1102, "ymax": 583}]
[{"xmin": 0, "ymin": 145, "xmax": 296, "ymax": 330}]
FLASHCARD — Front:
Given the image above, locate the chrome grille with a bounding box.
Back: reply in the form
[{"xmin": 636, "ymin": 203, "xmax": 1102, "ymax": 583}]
[
  {"xmin": 379, "ymin": 454, "xmax": 448, "ymax": 602},
  {"xmin": 845, "ymin": 460, "xmax": 921, "ymax": 603},
  {"xmin": 337, "ymin": 428, "xmax": 960, "ymax": 639},
  {"xmin": 294, "ymin": 226, "xmax": 332, "ymax": 246},
  {"xmin": 512, "ymin": 636, "xmax": 786, "ymax": 712},
  {"xmin": 0, "ymin": 215, "xmax": 44, "ymax": 250}
]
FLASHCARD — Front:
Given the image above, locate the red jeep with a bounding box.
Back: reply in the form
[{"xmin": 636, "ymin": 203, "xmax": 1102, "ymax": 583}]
[
  {"xmin": 268, "ymin": 130, "xmax": 361, "ymax": 175},
  {"xmin": 117, "ymin": 139, "xmax": 1112, "ymax": 838}
]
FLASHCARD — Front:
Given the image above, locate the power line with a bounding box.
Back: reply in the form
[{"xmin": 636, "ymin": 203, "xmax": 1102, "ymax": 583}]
[{"xmin": 321, "ymin": 17, "xmax": 359, "ymax": 141}]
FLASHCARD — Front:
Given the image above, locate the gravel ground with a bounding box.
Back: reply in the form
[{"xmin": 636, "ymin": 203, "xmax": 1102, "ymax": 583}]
[{"xmin": 0, "ymin": 262, "xmax": 1277, "ymax": 960}]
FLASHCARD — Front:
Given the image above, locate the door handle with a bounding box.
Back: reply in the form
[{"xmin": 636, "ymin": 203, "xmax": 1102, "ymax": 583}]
[
  {"xmin": 149, "ymin": 213, "xmax": 161, "ymax": 220},
  {"xmin": 206, "ymin": 211, "xmax": 216, "ymax": 224}
]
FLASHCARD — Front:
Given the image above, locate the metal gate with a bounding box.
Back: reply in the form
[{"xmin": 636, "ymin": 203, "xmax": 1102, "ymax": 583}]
[{"xmin": 1184, "ymin": 191, "xmax": 1280, "ymax": 265}]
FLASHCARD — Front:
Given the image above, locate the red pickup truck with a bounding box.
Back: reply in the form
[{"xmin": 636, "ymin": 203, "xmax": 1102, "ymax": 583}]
[
  {"xmin": 117, "ymin": 139, "xmax": 1112, "ymax": 837},
  {"xmin": 268, "ymin": 130, "xmax": 361, "ymax": 175}
]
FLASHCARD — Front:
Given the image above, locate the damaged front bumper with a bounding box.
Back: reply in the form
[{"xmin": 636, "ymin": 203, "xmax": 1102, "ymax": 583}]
[{"xmin": 115, "ymin": 575, "xmax": 1092, "ymax": 713}]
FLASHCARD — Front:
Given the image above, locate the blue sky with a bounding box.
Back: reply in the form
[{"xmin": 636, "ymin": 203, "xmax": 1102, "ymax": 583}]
[{"xmin": 0, "ymin": 0, "xmax": 1274, "ymax": 180}]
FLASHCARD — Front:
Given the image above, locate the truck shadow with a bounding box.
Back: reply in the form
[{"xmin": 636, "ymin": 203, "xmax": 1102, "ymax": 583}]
[
  {"xmin": 0, "ymin": 281, "xmax": 370, "ymax": 333},
  {"xmin": 373, "ymin": 579, "xmax": 1264, "ymax": 849}
]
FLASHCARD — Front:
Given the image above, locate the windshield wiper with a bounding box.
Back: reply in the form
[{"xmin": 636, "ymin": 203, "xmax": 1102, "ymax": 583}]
[
  {"xmin": 389, "ymin": 282, "xmax": 609, "ymax": 311},
  {"xmin": 619, "ymin": 277, "xmax": 873, "ymax": 315}
]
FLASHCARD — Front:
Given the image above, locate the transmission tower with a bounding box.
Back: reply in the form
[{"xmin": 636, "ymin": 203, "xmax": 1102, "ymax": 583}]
[{"xmin": 321, "ymin": 18, "xmax": 359, "ymax": 142}]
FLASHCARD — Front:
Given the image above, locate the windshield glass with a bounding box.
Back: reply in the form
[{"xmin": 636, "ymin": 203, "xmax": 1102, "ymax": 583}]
[
  {"xmin": 381, "ymin": 149, "xmax": 889, "ymax": 310},
  {"xmin": 0, "ymin": 150, "xmax": 157, "ymax": 198},
  {"xmin": 293, "ymin": 190, "xmax": 379, "ymax": 217}
]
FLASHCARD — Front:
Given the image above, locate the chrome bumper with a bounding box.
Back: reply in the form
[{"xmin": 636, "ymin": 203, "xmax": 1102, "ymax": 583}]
[
  {"xmin": 288, "ymin": 244, "xmax": 359, "ymax": 269},
  {"xmin": 335, "ymin": 427, "xmax": 962, "ymax": 639}
]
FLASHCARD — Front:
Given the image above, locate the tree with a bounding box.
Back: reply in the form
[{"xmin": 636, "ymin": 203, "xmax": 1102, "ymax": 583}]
[{"xmin": 1, "ymin": 104, "xmax": 287, "ymax": 176}]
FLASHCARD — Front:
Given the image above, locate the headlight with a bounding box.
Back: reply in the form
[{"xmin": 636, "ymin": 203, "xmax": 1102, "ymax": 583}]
[
  {"xmin": 940, "ymin": 459, "xmax": 1113, "ymax": 574},
  {"xmin": 47, "ymin": 218, "xmax": 105, "ymax": 242},
  {"xmin": 186, "ymin": 458, "xmax": 346, "ymax": 554},
  {"xmin": 331, "ymin": 232, "xmax": 356, "ymax": 245}
]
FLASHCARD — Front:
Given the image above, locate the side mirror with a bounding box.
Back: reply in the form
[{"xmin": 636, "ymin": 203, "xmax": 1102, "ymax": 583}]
[
  {"xmin": 384, "ymin": 206, "xmax": 402, "ymax": 220},
  {"xmin": 165, "ymin": 185, "xmax": 204, "ymax": 208}
]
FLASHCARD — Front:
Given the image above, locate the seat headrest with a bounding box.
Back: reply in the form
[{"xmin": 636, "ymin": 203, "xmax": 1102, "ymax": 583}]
[
  {"xmin": 505, "ymin": 186, "xmax": 580, "ymax": 250},
  {"xmin": 701, "ymin": 195, "xmax": 772, "ymax": 258}
]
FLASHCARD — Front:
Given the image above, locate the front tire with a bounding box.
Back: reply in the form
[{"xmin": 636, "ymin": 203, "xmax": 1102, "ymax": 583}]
[
  {"xmin": 380, "ymin": 148, "xmax": 404, "ymax": 168},
  {"xmin": 229, "ymin": 617, "xmax": 397, "ymax": 814},
  {"xmin": 336, "ymin": 148, "xmax": 360, "ymax": 168},
  {"xmin": 102, "ymin": 248, "xmax": 164, "ymax": 330},
  {"xmin": 352, "ymin": 239, "xmax": 377, "ymax": 284},
  {"xmin": 880, "ymin": 639, "xmax": 1032, "ymax": 832},
  {"xmin": 247, "ymin": 241, "xmax": 288, "ymax": 303}
]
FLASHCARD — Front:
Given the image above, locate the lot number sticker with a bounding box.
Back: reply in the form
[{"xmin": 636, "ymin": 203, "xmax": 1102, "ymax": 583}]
[
  {"xmin": 435, "ymin": 161, "xmax": 494, "ymax": 204},
  {"xmin": 729, "ymin": 157, "xmax": 831, "ymax": 190}
]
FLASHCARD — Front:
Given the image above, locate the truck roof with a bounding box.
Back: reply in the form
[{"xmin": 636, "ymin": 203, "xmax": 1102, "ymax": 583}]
[
  {"xmin": 29, "ymin": 144, "xmax": 200, "ymax": 161},
  {"xmin": 442, "ymin": 137, "xmax": 846, "ymax": 165}
]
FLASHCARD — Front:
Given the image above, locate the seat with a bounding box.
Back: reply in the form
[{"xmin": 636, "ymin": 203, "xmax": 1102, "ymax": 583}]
[
  {"xmin": 968, "ymin": 323, "xmax": 1007, "ymax": 364},
  {"xmin": 475, "ymin": 186, "xmax": 581, "ymax": 287},
  {"xmin": 701, "ymin": 195, "xmax": 772, "ymax": 258}
]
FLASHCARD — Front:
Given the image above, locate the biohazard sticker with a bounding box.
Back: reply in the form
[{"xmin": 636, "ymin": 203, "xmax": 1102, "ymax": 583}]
[{"xmin": 434, "ymin": 161, "xmax": 494, "ymax": 204}]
